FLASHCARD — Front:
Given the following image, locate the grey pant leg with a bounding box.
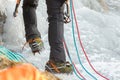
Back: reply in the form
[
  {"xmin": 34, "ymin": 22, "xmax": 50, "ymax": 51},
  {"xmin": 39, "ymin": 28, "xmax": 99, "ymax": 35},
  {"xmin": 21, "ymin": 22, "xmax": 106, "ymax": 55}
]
[
  {"xmin": 23, "ymin": 0, "xmax": 41, "ymax": 41},
  {"xmin": 46, "ymin": 0, "xmax": 66, "ymax": 63}
]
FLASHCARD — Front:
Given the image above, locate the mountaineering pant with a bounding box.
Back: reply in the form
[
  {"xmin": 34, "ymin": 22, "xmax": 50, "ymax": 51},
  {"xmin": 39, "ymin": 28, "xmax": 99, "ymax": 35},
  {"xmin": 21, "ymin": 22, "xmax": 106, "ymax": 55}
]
[
  {"xmin": 46, "ymin": 0, "xmax": 66, "ymax": 63},
  {"xmin": 22, "ymin": 0, "xmax": 66, "ymax": 63},
  {"xmin": 22, "ymin": 0, "xmax": 41, "ymax": 41}
]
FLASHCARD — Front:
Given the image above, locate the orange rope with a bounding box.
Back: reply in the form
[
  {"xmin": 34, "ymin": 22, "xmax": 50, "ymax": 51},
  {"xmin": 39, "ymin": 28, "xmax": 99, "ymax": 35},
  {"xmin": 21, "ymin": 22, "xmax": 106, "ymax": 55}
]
[
  {"xmin": 22, "ymin": 38, "xmax": 42, "ymax": 51},
  {"xmin": 49, "ymin": 62, "xmax": 60, "ymax": 73}
]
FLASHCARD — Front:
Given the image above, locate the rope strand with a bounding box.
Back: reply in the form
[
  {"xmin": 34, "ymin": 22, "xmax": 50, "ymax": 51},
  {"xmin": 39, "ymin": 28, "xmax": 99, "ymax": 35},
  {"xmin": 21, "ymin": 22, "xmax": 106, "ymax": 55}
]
[
  {"xmin": 69, "ymin": 0, "xmax": 97, "ymax": 80},
  {"xmin": 71, "ymin": 0, "xmax": 109, "ymax": 80},
  {"xmin": 63, "ymin": 39, "xmax": 85, "ymax": 80}
]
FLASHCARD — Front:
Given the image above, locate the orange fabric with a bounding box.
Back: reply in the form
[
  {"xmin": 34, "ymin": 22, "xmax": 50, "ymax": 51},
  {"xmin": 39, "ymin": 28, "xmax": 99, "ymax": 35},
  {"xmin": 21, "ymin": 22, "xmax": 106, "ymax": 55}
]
[{"xmin": 0, "ymin": 63, "xmax": 43, "ymax": 80}]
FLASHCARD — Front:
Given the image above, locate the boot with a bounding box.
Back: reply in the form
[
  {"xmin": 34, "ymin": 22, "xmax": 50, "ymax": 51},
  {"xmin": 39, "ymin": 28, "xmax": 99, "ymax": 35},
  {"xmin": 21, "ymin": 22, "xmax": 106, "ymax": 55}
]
[{"xmin": 45, "ymin": 60, "xmax": 73, "ymax": 74}]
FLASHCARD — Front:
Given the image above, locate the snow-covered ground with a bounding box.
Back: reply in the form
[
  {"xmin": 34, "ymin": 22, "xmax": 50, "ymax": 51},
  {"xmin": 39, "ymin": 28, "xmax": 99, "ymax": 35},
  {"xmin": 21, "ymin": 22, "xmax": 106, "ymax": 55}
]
[{"xmin": 1, "ymin": 0, "xmax": 120, "ymax": 80}]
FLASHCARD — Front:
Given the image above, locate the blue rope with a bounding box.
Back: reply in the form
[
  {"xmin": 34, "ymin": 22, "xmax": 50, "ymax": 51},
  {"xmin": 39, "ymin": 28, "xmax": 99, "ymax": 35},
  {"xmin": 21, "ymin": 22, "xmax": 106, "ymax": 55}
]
[
  {"xmin": 14, "ymin": 53, "xmax": 28, "ymax": 62},
  {"xmin": 0, "ymin": 46, "xmax": 27, "ymax": 62},
  {"xmin": 69, "ymin": 0, "xmax": 97, "ymax": 80},
  {"xmin": 64, "ymin": 39, "xmax": 84, "ymax": 80}
]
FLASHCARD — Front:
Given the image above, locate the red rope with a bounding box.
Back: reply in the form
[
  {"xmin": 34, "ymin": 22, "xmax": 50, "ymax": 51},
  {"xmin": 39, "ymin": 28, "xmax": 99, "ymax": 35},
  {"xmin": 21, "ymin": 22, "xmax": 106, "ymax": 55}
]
[
  {"xmin": 63, "ymin": 40, "xmax": 86, "ymax": 80},
  {"xmin": 71, "ymin": 0, "xmax": 109, "ymax": 80},
  {"xmin": 73, "ymin": 62, "xmax": 86, "ymax": 80}
]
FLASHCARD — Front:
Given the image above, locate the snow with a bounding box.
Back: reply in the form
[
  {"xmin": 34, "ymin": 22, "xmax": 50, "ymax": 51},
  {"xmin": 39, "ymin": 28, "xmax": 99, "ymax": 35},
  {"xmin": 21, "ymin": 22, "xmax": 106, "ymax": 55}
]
[{"xmin": 1, "ymin": 0, "xmax": 120, "ymax": 80}]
